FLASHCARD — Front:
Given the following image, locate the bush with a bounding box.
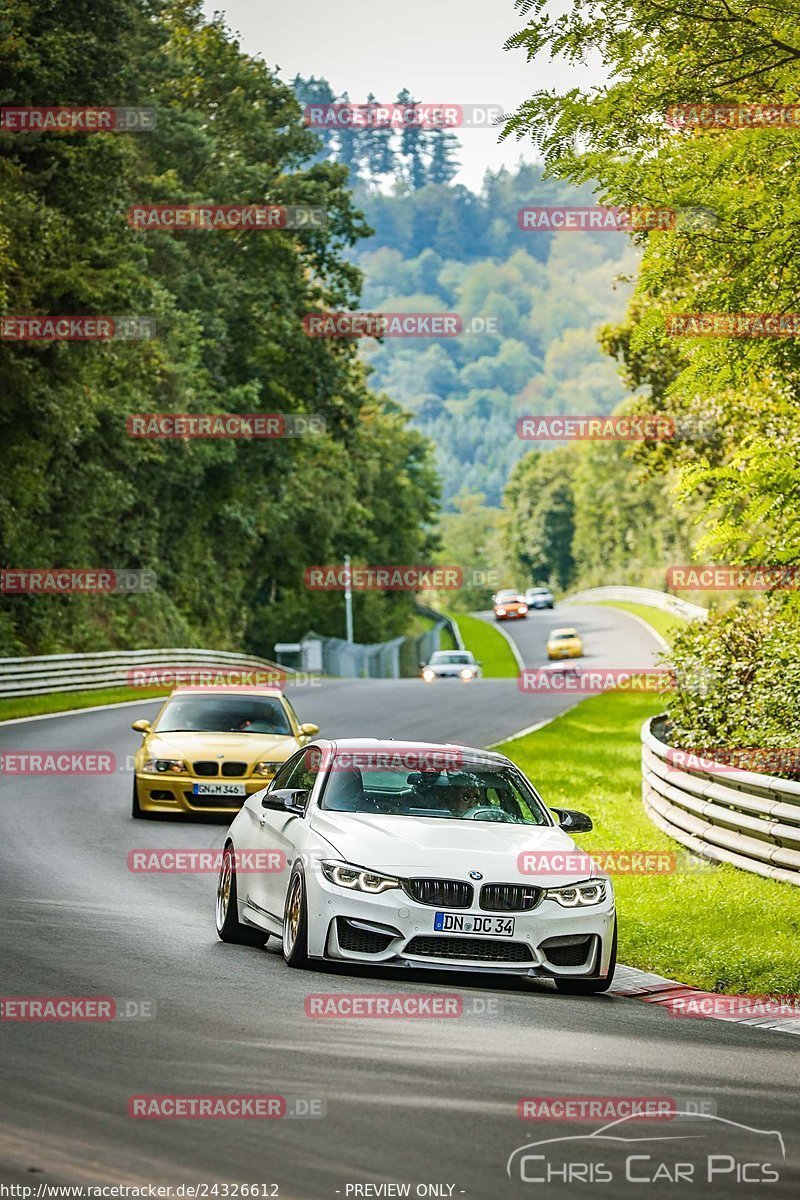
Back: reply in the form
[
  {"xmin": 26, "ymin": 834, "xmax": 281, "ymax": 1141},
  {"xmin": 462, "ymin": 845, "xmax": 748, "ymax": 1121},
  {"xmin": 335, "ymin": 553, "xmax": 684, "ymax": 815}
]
[{"xmin": 664, "ymin": 594, "xmax": 800, "ymax": 776}]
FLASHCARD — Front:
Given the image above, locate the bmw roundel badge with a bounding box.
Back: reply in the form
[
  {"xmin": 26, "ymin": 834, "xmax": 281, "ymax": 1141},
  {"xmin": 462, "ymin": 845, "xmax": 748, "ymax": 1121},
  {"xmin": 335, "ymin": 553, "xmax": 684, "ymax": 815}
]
[{"xmin": 469, "ymin": 870, "xmax": 483, "ymax": 881}]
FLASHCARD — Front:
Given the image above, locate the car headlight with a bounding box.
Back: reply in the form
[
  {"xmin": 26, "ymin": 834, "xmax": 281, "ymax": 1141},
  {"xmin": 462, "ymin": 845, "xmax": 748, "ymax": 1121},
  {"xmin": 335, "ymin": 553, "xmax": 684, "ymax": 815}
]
[
  {"xmin": 255, "ymin": 760, "xmax": 282, "ymax": 776},
  {"xmin": 321, "ymin": 861, "xmax": 401, "ymax": 894},
  {"xmin": 496, "ymin": 607, "xmax": 506, "ymax": 615},
  {"xmin": 422, "ymin": 668, "xmax": 435, "ymax": 682},
  {"xmin": 460, "ymin": 668, "xmax": 475, "ymax": 679},
  {"xmin": 545, "ymin": 880, "xmax": 607, "ymax": 907},
  {"xmin": 519, "ymin": 604, "xmax": 528, "ymax": 613},
  {"xmin": 143, "ymin": 757, "xmax": 186, "ymax": 774}
]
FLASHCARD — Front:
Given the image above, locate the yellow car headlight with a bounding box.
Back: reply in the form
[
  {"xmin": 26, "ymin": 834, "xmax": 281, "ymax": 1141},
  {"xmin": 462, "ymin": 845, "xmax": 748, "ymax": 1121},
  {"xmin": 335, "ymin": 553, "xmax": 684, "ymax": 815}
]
[
  {"xmin": 143, "ymin": 757, "xmax": 186, "ymax": 774},
  {"xmin": 255, "ymin": 760, "xmax": 282, "ymax": 776}
]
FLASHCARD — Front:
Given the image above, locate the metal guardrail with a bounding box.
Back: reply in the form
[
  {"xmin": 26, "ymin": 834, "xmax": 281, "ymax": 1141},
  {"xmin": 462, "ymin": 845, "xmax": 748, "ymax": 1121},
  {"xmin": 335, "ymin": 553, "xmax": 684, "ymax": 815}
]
[
  {"xmin": 0, "ymin": 648, "xmax": 288, "ymax": 697},
  {"xmin": 295, "ymin": 607, "xmax": 463, "ymax": 680},
  {"xmin": 642, "ymin": 716, "xmax": 800, "ymax": 886},
  {"xmin": 566, "ymin": 585, "xmax": 708, "ymax": 621}
]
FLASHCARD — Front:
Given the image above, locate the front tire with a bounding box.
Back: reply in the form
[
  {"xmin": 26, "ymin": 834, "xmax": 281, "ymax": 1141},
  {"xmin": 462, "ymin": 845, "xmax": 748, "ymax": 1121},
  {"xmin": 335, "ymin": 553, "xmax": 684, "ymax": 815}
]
[
  {"xmin": 131, "ymin": 777, "xmax": 155, "ymax": 820},
  {"xmin": 216, "ymin": 844, "xmax": 268, "ymax": 947},
  {"xmin": 282, "ymin": 867, "xmax": 310, "ymax": 968},
  {"xmin": 555, "ymin": 921, "xmax": 617, "ymax": 995}
]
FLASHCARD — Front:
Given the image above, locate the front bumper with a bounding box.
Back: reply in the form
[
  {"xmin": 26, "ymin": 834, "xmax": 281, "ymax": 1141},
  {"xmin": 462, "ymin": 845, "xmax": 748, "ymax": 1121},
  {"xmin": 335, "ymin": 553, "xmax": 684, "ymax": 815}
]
[
  {"xmin": 134, "ymin": 771, "xmax": 272, "ymax": 815},
  {"xmin": 306, "ymin": 873, "xmax": 615, "ymax": 979},
  {"xmin": 548, "ymin": 647, "xmax": 582, "ymax": 659},
  {"xmin": 496, "ymin": 610, "xmax": 527, "ymax": 620}
]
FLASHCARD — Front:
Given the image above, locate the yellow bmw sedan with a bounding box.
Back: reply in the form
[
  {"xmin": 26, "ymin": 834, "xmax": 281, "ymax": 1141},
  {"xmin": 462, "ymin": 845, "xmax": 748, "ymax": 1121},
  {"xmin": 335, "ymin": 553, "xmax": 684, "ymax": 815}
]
[
  {"xmin": 546, "ymin": 627, "xmax": 584, "ymax": 660},
  {"xmin": 130, "ymin": 686, "xmax": 319, "ymax": 818}
]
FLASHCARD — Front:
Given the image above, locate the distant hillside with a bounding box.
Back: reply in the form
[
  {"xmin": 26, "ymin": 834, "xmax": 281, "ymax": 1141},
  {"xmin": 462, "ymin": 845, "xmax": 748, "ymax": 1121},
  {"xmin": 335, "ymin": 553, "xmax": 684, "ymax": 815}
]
[{"xmin": 351, "ymin": 165, "xmax": 639, "ymax": 506}]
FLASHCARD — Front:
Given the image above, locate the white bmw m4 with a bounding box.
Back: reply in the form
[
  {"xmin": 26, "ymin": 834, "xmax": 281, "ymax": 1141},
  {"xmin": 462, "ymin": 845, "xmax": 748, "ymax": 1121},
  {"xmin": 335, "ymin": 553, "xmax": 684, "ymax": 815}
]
[{"xmin": 215, "ymin": 739, "xmax": 617, "ymax": 993}]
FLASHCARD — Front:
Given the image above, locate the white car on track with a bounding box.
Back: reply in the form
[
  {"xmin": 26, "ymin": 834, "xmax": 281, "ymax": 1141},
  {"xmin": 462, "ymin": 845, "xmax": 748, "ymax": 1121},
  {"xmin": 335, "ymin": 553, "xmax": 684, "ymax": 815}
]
[
  {"xmin": 215, "ymin": 739, "xmax": 617, "ymax": 993},
  {"xmin": 420, "ymin": 650, "xmax": 481, "ymax": 681}
]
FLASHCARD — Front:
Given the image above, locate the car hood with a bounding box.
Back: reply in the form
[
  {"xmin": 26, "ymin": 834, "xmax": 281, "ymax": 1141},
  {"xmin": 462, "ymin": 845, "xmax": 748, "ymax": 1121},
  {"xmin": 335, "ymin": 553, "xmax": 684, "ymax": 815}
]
[
  {"xmin": 309, "ymin": 811, "xmax": 602, "ymax": 886},
  {"xmin": 144, "ymin": 731, "xmax": 298, "ymax": 764}
]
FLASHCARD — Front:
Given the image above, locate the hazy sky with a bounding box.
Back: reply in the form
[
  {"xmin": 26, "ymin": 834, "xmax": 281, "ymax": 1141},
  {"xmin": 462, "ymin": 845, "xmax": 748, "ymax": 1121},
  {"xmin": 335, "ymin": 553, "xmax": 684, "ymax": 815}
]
[{"xmin": 201, "ymin": 0, "xmax": 604, "ymax": 189}]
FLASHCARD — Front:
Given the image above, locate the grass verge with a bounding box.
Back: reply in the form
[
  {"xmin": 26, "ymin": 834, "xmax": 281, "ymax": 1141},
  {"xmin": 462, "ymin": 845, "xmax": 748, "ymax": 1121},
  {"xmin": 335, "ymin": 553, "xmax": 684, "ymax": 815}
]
[
  {"xmin": 0, "ymin": 686, "xmax": 169, "ymax": 723},
  {"xmin": 594, "ymin": 600, "xmax": 687, "ymax": 643},
  {"xmin": 448, "ymin": 612, "xmax": 518, "ymax": 678},
  {"xmin": 495, "ymin": 688, "xmax": 800, "ymax": 993}
]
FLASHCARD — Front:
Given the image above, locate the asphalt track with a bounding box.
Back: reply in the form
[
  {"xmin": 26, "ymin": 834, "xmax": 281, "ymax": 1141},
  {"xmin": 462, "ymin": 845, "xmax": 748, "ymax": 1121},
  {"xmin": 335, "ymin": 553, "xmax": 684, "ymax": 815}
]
[{"xmin": 1, "ymin": 605, "xmax": 798, "ymax": 1198}]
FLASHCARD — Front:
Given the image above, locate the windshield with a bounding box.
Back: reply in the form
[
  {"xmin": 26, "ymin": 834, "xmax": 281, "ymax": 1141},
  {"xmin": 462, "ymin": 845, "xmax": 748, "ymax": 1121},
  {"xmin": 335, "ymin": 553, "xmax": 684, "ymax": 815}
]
[
  {"xmin": 320, "ymin": 760, "xmax": 549, "ymax": 824},
  {"xmin": 430, "ymin": 652, "xmax": 472, "ymax": 665},
  {"xmin": 496, "ymin": 591, "xmax": 520, "ymax": 601},
  {"xmin": 552, "ymin": 631, "xmax": 578, "ymax": 641},
  {"xmin": 528, "ymin": 588, "xmax": 550, "ymax": 595},
  {"xmin": 155, "ymin": 695, "xmax": 292, "ymax": 735}
]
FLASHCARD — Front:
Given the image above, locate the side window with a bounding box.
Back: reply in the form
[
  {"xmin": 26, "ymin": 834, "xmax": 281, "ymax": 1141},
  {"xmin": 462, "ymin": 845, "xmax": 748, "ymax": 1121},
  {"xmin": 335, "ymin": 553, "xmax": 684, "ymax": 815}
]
[
  {"xmin": 288, "ymin": 746, "xmax": 322, "ymax": 795},
  {"xmin": 269, "ymin": 750, "xmax": 305, "ymax": 792}
]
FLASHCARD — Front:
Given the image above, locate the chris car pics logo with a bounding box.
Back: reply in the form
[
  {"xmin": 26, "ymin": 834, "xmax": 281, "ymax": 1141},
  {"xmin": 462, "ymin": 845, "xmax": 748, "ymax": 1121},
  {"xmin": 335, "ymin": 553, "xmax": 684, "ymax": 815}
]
[{"xmin": 507, "ymin": 1112, "xmax": 784, "ymax": 1185}]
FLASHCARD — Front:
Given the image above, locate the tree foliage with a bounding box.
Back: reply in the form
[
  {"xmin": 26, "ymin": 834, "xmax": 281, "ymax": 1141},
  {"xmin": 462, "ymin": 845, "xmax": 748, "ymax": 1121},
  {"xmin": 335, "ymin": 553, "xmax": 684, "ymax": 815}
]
[{"xmin": 0, "ymin": 0, "xmax": 439, "ymax": 655}]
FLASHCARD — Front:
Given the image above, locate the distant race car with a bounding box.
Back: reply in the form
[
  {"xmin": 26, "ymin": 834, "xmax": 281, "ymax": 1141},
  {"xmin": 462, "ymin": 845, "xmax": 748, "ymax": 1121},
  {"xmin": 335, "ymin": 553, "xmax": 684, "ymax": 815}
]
[
  {"xmin": 546, "ymin": 627, "xmax": 584, "ymax": 660},
  {"xmin": 421, "ymin": 650, "xmax": 481, "ymax": 681},
  {"xmin": 525, "ymin": 586, "xmax": 555, "ymax": 610},
  {"xmin": 215, "ymin": 737, "xmax": 617, "ymax": 993},
  {"xmin": 131, "ymin": 686, "xmax": 319, "ymax": 818},
  {"xmin": 493, "ymin": 589, "xmax": 528, "ymax": 621}
]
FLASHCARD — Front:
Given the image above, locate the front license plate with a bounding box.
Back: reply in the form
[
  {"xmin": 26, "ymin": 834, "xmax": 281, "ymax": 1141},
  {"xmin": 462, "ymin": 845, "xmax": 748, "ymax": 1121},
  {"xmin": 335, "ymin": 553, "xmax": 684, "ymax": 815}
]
[
  {"xmin": 433, "ymin": 912, "xmax": 515, "ymax": 937},
  {"xmin": 192, "ymin": 782, "xmax": 246, "ymax": 797}
]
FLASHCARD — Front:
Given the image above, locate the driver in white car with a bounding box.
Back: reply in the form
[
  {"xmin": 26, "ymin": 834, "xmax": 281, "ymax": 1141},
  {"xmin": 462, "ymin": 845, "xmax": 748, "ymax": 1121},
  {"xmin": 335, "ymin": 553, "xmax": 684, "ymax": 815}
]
[{"xmin": 448, "ymin": 782, "xmax": 484, "ymax": 817}]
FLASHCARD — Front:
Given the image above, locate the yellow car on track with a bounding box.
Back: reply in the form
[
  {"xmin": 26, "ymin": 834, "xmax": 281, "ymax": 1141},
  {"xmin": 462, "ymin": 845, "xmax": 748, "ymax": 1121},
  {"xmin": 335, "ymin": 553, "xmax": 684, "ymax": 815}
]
[
  {"xmin": 131, "ymin": 686, "xmax": 319, "ymax": 818},
  {"xmin": 546, "ymin": 627, "xmax": 584, "ymax": 660}
]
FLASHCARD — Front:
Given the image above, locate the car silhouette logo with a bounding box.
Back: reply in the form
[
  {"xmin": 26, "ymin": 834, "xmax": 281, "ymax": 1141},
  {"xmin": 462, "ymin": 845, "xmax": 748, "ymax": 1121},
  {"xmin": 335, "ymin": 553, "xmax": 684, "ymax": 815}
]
[{"xmin": 469, "ymin": 871, "xmax": 483, "ymax": 880}]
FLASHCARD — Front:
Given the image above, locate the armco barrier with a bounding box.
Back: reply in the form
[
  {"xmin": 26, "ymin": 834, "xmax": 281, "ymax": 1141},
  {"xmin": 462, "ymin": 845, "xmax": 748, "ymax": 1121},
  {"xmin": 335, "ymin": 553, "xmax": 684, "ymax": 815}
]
[
  {"xmin": 642, "ymin": 716, "xmax": 800, "ymax": 886},
  {"xmin": 0, "ymin": 648, "xmax": 290, "ymax": 698},
  {"xmin": 566, "ymin": 585, "xmax": 708, "ymax": 621},
  {"xmin": 295, "ymin": 608, "xmax": 462, "ymax": 680}
]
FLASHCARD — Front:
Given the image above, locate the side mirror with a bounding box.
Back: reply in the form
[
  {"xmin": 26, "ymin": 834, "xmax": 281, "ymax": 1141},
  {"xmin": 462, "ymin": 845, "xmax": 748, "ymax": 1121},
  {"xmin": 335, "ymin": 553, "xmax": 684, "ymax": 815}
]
[
  {"xmin": 299, "ymin": 722, "xmax": 319, "ymax": 737},
  {"xmin": 551, "ymin": 806, "xmax": 593, "ymax": 834},
  {"xmin": 261, "ymin": 788, "xmax": 308, "ymax": 815},
  {"xmin": 131, "ymin": 719, "xmax": 151, "ymax": 734},
  {"xmin": 419, "ymin": 662, "xmax": 426, "ymax": 670}
]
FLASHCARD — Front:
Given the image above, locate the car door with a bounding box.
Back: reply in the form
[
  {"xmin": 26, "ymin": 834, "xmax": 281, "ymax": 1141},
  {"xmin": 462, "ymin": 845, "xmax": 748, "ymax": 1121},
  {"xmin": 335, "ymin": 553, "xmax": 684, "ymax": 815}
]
[{"xmin": 246, "ymin": 747, "xmax": 322, "ymax": 921}]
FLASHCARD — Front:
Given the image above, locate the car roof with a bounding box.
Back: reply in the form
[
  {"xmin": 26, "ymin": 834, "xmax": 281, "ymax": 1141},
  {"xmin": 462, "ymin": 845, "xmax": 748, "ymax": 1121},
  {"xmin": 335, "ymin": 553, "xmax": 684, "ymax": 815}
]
[
  {"xmin": 550, "ymin": 627, "xmax": 578, "ymax": 636},
  {"xmin": 307, "ymin": 737, "xmax": 509, "ymax": 764},
  {"xmin": 168, "ymin": 685, "xmax": 286, "ymax": 698}
]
